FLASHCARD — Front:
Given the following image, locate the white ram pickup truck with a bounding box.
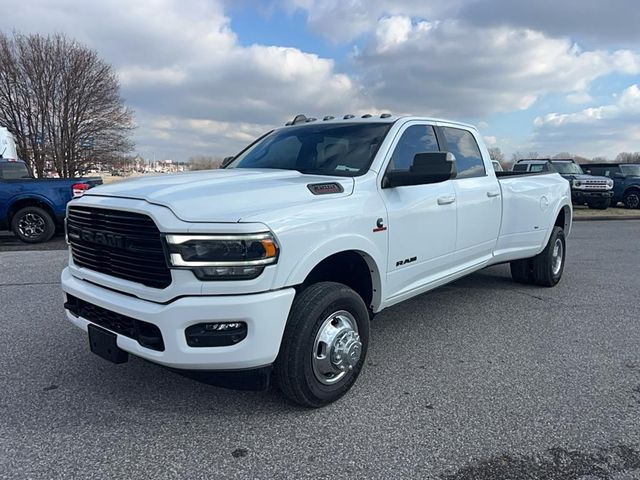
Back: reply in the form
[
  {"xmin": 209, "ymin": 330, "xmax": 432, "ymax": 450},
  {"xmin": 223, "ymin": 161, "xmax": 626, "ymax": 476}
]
[{"xmin": 61, "ymin": 115, "xmax": 572, "ymax": 407}]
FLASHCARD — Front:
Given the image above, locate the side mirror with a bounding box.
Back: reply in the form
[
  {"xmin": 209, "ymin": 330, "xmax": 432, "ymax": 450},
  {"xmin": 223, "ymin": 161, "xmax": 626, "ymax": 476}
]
[
  {"xmin": 221, "ymin": 156, "xmax": 235, "ymax": 168},
  {"xmin": 383, "ymin": 152, "xmax": 457, "ymax": 188}
]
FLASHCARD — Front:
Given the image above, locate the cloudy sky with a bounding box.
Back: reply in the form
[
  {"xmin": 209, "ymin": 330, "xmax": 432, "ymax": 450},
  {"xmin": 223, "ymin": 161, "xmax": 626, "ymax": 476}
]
[{"xmin": 3, "ymin": 0, "xmax": 640, "ymax": 161}]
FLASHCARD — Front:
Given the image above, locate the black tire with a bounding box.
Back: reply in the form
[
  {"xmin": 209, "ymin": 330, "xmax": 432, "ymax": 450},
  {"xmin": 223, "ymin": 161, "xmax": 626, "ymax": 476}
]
[
  {"xmin": 587, "ymin": 198, "xmax": 610, "ymax": 210},
  {"xmin": 10, "ymin": 206, "xmax": 55, "ymax": 243},
  {"xmin": 623, "ymin": 190, "xmax": 640, "ymax": 209},
  {"xmin": 531, "ymin": 226, "xmax": 566, "ymax": 287},
  {"xmin": 510, "ymin": 258, "xmax": 533, "ymax": 284},
  {"xmin": 275, "ymin": 282, "xmax": 370, "ymax": 408}
]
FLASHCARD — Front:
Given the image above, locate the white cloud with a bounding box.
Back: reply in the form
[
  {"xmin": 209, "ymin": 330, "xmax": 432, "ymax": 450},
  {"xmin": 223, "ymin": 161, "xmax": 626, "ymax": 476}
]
[
  {"xmin": 1, "ymin": 0, "xmax": 368, "ymax": 160},
  {"xmin": 290, "ymin": 0, "xmax": 640, "ymax": 48},
  {"xmin": 484, "ymin": 136, "xmax": 498, "ymax": 146},
  {"xmin": 533, "ymin": 85, "xmax": 640, "ymax": 157},
  {"xmin": 3, "ymin": 0, "xmax": 640, "ymax": 160},
  {"xmin": 353, "ymin": 18, "xmax": 640, "ymax": 118},
  {"xmin": 285, "ymin": 0, "xmax": 461, "ymax": 43}
]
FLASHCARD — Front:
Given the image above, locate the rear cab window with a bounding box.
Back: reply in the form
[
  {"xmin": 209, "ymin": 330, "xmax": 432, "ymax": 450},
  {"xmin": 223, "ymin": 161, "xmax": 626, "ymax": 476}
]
[
  {"xmin": 440, "ymin": 127, "xmax": 485, "ymax": 179},
  {"xmin": 0, "ymin": 161, "xmax": 32, "ymax": 180}
]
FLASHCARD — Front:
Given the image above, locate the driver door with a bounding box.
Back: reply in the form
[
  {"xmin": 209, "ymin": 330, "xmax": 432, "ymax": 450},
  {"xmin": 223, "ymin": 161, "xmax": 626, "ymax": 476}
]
[{"xmin": 379, "ymin": 123, "xmax": 457, "ymax": 303}]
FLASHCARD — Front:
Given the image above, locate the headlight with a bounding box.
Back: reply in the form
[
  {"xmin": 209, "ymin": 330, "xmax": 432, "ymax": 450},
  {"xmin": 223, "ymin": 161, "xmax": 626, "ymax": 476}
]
[
  {"xmin": 165, "ymin": 233, "xmax": 279, "ymax": 280},
  {"xmin": 606, "ymin": 179, "xmax": 614, "ymax": 189},
  {"xmin": 572, "ymin": 180, "xmax": 583, "ymax": 188}
]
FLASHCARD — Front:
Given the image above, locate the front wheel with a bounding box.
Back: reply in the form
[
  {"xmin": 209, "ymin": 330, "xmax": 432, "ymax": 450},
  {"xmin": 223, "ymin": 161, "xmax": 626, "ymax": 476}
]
[
  {"xmin": 623, "ymin": 190, "xmax": 640, "ymax": 209},
  {"xmin": 275, "ymin": 282, "xmax": 370, "ymax": 408},
  {"xmin": 10, "ymin": 206, "xmax": 55, "ymax": 243}
]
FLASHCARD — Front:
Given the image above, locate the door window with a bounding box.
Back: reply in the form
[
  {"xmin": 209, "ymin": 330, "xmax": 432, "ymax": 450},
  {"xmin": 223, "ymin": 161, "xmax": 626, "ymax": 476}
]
[
  {"xmin": 441, "ymin": 127, "xmax": 486, "ymax": 179},
  {"xmin": 386, "ymin": 125, "xmax": 439, "ymax": 173}
]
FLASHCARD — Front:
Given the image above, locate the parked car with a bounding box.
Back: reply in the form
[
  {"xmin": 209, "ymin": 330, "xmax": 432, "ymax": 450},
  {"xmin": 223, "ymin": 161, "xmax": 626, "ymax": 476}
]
[
  {"xmin": 514, "ymin": 159, "xmax": 613, "ymax": 209},
  {"xmin": 61, "ymin": 114, "xmax": 572, "ymax": 407},
  {"xmin": 0, "ymin": 128, "xmax": 102, "ymax": 243},
  {"xmin": 581, "ymin": 163, "xmax": 640, "ymax": 209}
]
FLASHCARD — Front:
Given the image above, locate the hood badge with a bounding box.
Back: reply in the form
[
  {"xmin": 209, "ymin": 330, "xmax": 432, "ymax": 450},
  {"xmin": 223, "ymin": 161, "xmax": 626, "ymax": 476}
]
[{"xmin": 307, "ymin": 182, "xmax": 344, "ymax": 195}]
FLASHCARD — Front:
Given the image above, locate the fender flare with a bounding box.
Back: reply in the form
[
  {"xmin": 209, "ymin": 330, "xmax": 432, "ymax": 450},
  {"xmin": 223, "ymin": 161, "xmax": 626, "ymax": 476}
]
[
  {"xmin": 284, "ymin": 234, "xmax": 385, "ymax": 311},
  {"xmin": 543, "ymin": 201, "xmax": 572, "ymax": 247},
  {"xmin": 6, "ymin": 193, "xmax": 58, "ymax": 223}
]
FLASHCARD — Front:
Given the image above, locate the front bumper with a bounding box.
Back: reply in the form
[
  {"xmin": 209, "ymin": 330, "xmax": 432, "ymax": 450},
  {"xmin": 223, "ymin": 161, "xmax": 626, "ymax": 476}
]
[
  {"xmin": 61, "ymin": 267, "xmax": 296, "ymax": 370},
  {"xmin": 572, "ymin": 190, "xmax": 613, "ymax": 201}
]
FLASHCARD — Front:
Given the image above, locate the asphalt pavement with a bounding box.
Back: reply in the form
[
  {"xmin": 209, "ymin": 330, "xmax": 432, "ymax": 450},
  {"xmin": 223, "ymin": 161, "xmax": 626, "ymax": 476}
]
[
  {"xmin": 1, "ymin": 221, "xmax": 639, "ymax": 479},
  {"xmin": 0, "ymin": 231, "xmax": 67, "ymax": 252}
]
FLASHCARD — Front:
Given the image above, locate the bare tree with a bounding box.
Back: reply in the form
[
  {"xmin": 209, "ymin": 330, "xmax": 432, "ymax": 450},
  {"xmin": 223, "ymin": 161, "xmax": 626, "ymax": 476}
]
[
  {"xmin": 188, "ymin": 155, "xmax": 223, "ymax": 171},
  {"xmin": 488, "ymin": 147, "xmax": 504, "ymax": 162},
  {"xmin": 510, "ymin": 151, "xmax": 540, "ymax": 163},
  {"xmin": 0, "ymin": 32, "xmax": 134, "ymax": 177},
  {"xmin": 616, "ymin": 152, "xmax": 640, "ymax": 164}
]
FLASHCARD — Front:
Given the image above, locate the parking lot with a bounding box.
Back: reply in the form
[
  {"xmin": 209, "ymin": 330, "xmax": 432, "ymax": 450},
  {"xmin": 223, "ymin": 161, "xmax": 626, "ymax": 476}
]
[{"xmin": 1, "ymin": 220, "xmax": 639, "ymax": 479}]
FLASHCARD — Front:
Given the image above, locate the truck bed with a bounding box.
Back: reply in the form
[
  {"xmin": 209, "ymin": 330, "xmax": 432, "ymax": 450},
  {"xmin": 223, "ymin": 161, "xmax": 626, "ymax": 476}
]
[{"xmin": 493, "ymin": 171, "xmax": 570, "ymax": 263}]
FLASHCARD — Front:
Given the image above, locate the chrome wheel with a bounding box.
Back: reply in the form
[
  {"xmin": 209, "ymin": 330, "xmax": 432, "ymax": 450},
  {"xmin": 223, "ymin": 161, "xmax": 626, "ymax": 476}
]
[
  {"xmin": 312, "ymin": 310, "xmax": 362, "ymax": 385},
  {"xmin": 17, "ymin": 213, "xmax": 46, "ymax": 239},
  {"xmin": 551, "ymin": 238, "xmax": 563, "ymax": 276}
]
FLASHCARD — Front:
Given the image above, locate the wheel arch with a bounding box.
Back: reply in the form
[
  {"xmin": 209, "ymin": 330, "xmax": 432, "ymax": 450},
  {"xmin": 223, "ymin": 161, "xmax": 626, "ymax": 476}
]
[
  {"xmin": 7, "ymin": 195, "xmax": 57, "ymax": 225},
  {"xmin": 285, "ymin": 240, "xmax": 384, "ymax": 313},
  {"xmin": 541, "ymin": 202, "xmax": 572, "ymax": 249}
]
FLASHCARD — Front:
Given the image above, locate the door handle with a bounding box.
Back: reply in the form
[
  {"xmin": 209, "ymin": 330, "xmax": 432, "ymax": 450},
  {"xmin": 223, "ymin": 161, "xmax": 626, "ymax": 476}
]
[
  {"xmin": 487, "ymin": 190, "xmax": 501, "ymax": 197},
  {"xmin": 437, "ymin": 195, "xmax": 456, "ymax": 205}
]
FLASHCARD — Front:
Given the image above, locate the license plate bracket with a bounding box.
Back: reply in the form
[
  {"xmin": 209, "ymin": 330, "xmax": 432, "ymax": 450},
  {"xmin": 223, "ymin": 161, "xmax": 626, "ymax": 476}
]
[{"xmin": 88, "ymin": 324, "xmax": 128, "ymax": 364}]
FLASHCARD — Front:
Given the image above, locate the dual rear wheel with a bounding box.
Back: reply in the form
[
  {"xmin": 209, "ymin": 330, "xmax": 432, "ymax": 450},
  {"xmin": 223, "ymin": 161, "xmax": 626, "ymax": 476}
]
[{"xmin": 510, "ymin": 226, "xmax": 566, "ymax": 287}]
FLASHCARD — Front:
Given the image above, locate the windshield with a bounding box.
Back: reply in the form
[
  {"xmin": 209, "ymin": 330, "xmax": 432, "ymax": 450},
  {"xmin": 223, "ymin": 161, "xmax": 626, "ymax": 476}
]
[
  {"xmin": 227, "ymin": 123, "xmax": 392, "ymax": 177},
  {"xmin": 0, "ymin": 162, "xmax": 32, "ymax": 179},
  {"xmin": 551, "ymin": 162, "xmax": 583, "ymax": 174},
  {"xmin": 621, "ymin": 164, "xmax": 640, "ymax": 176}
]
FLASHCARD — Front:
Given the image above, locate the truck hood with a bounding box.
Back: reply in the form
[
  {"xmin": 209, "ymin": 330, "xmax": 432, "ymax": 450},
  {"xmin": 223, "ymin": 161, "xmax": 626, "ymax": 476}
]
[
  {"xmin": 85, "ymin": 169, "xmax": 354, "ymax": 222},
  {"xmin": 561, "ymin": 174, "xmax": 609, "ymax": 182}
]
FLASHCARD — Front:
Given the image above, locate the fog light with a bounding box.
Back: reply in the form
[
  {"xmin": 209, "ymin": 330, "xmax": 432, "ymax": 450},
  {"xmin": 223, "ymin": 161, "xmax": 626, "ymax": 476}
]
[
  {"xmin": 185, "ymin": 322, "xmax": 247, "ymax": 347},
  {"xmin": 203, "ymin": 322, "xmax": 242, "ymax": 331}
]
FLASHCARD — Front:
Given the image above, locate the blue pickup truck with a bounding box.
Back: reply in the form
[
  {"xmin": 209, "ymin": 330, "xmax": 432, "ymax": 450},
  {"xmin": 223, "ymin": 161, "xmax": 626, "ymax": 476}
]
[{"xmin": 0, "ymin": 158, "xmax": 102, "ymax": 243}]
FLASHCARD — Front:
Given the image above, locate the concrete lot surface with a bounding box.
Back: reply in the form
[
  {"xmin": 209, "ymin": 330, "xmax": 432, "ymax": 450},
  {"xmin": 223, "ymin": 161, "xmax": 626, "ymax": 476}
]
[{"xmin": 0, "ymin": 221, "xmax": 639, "ymax": 479}]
